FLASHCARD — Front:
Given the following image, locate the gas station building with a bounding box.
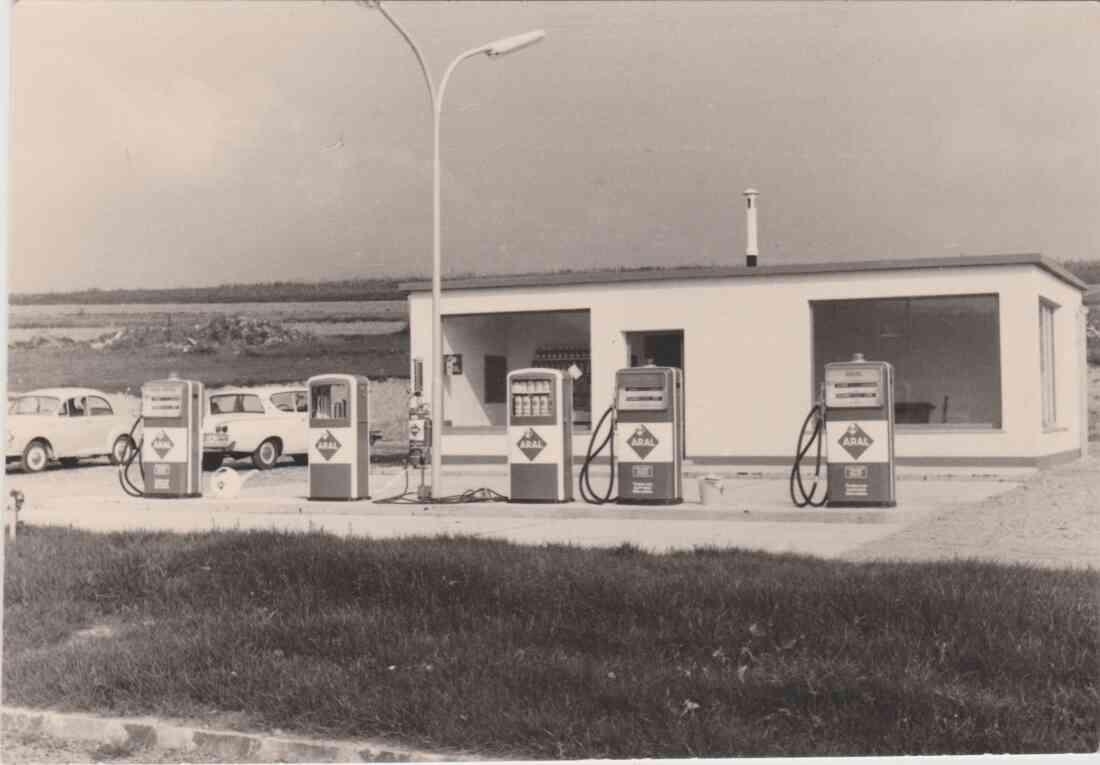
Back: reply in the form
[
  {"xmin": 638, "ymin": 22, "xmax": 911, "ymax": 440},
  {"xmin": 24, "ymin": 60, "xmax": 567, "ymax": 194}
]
[{"xmin": 401, "ymin": 253, "xmax": 1087, "ymax": 471}]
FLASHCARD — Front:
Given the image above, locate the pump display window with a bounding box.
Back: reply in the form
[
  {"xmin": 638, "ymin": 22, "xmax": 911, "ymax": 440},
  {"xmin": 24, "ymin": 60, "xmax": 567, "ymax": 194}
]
[{"xmin": 312, "ymin": 383, "xmax": 350, "ymax": 421}]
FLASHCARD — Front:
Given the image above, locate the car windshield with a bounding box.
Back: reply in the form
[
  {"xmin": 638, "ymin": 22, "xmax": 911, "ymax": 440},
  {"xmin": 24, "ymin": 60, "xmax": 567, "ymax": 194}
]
[
  {"xmin": 209, "ymin": 394, "xmax": 265, "ymax": 415},
  {"xmin": 10, "ymin": 396, "xmax": 62, "ymax": 416}
]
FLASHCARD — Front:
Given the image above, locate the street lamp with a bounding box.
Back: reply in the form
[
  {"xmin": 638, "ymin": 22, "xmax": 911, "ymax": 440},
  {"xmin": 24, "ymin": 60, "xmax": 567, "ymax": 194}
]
[{"xmin": 373, "ymin": 2, "xmax": 545, "ymax": 498}]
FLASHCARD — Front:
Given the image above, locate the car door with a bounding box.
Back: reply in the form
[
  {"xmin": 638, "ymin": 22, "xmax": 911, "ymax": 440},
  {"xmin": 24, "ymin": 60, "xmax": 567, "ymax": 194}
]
[
  {"xmin": 84, "ymin": 396, "xmax": 118, "ymax": 455},
  {"xmin": 269, "ymin": 391, "xmax": 308, "ymax": 454},
  {"xmin": 59, "ymin": 397, "xmax": 95, "ymax": 456}
]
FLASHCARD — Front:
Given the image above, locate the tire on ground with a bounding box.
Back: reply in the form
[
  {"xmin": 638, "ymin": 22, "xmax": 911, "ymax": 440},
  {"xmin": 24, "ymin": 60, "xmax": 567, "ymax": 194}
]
[
  {"xmin": 252, "ymin": 438, "xmax": 281, "ymax": 470},
  {"xmin": 109, "ymin": 435, "xmax": 136, "ymax": 466},
  {"xmin": 21, "ymin": 440, "xmax": 50, "ymax": 474}
]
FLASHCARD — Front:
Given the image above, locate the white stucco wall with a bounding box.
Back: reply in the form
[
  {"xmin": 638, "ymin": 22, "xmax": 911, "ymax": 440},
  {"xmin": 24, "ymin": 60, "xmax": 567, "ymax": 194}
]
[{"xmin": 409, "ymin": 263, "xmax": 1085, "ymax": 465}]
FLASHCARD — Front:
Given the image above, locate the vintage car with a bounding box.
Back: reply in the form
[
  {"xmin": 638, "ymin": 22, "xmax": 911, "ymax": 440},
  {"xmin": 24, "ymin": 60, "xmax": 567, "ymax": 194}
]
[
  {"xmin": 6, "ymin": 387, "xmax": 138, "ymax": 473},
  {"xmin": 202, "ymin": 387, "xmax": 309, "ymax": 471}
]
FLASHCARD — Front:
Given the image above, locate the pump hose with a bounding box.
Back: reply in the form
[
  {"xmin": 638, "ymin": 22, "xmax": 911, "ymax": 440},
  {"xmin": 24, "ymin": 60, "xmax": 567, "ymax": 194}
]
[
  {"xmin": 789, "ymin": 403, "xmax": 829, "ymax": 508},
  {"xmin": 118, "ymin": 416, "xmax": 146, "ymax": 498},
  {"xmin": 579, "ymin": 405, "xmax": 617, "ymax": 505}
]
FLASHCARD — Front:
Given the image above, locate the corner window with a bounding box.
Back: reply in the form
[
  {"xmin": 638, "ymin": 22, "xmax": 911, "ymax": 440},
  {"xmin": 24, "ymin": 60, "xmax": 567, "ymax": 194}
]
[
  {"xmin": 813, "ymin": 295, "xmax": 1002, "ymax": 428},
  {"xmin": 1040, "ymin": 300, "xmax": 1057, "ymax": 428},
  {"xmin": 484, "ymin": 355, "xmax": 507, "ymax": 404}
]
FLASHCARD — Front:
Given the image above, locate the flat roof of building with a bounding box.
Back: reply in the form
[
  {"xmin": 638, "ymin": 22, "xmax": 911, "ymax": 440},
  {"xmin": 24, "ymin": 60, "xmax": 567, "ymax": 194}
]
[{"xmin": 400, "ymin": 253, "xmax": 1086, "ymax": 293}]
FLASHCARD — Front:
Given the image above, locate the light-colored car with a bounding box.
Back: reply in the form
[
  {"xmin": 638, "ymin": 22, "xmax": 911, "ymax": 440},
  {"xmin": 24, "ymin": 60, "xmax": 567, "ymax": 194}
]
[
  {"xmin": 6, "ymin": 387, "xmax": 138, "ymax": 473},
  {"xmin": 202, "ymin": 387, "xmax": 309, "ymax": 471}
]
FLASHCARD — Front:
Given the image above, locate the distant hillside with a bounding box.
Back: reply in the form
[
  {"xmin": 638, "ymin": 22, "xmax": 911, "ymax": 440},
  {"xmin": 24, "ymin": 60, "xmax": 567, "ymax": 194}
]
[
  {"xmin": 13, "ymin": 258, "xmax": 1100, "ymax": 306},
  {"xmin": 10, "ymin": 278, "xmax": 414, "ymax": 306},
  {"xmin": 1060, "ymin": 259, "xmax": 1100, "ymax": 287}
]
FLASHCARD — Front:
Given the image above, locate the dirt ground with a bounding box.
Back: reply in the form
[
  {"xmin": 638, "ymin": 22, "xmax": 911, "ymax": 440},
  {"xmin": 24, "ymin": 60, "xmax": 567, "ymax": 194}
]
[
  {"xmin": 849, "ymin": 453, "xmax": 1100, "ymax": 568},
  {"xmin": 0, "ymin": 730, "xmax": 260, "ymax": 764}
]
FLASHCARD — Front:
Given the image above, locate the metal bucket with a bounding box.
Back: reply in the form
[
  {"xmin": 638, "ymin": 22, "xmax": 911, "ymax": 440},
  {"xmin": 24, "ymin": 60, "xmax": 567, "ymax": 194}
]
[{"xmin": 698, "ymin": 475, "xmax": 725, "ymax": 505}]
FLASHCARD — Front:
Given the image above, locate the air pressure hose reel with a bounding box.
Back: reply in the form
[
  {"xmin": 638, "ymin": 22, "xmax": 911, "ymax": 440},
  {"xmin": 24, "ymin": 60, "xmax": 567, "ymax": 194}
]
[
  {"xmin": 789, "ymin": 390, "xmax": 829, "ymax": 508},
  {"xmin": 579, "ymin": 402, "xmax": 617, "ymax": 505}
]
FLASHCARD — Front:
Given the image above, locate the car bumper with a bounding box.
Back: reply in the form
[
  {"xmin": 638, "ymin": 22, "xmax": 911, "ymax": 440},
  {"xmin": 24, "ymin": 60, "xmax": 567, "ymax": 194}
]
[{"xmin": 202, "ymin": 434, "xmax": 237, "ymax": 453}]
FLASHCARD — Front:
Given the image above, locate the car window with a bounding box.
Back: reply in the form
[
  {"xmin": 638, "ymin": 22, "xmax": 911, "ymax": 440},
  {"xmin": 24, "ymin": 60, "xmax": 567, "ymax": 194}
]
[
  {"xmin": 11, "ymin": 396, "xmax": 61, "ymax": 415},
  {"xmin": 210, "ymin": 394, "xmax": 265, "ymax": 415},
  {"xmin": 87, "ymin": 396, "xmax": 113, "ymax": 415},
  {"xmin": 294, "ymin": 392, "xmax": 308, "ymax": 412},
  {"xmin": 270, "ymin": 392, "xmax": 296, "ymax": 412},
  {"xmin": 63, "ymin": 398, "xmax": 87, "ymax": 417}
]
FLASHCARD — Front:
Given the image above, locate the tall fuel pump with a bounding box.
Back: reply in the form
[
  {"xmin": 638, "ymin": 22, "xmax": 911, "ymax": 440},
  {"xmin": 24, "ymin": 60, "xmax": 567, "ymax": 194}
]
[
  {"xmin": 790, "ymin": 353, "xmax": 896, "ymax": 508},
  {"xmin": 507, "ymin": 368, "xmax": 573, "ymax": 503},
  {"xmin": 580, "ymin": 366, "xmax": 684, "ymax": 505},
  {"xmin": 118, "ymin": 377, "xmax": 204, "ymax": 498},
  {"xmin": 307, "ymin": 374, "xmax": 371, "ymax": 501}
]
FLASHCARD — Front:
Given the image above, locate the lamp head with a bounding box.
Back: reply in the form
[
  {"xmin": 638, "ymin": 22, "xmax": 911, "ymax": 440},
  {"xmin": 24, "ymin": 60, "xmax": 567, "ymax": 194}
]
[{"xmin": 485, "ymin": 30, "xmax": 546, "ymax": 57}]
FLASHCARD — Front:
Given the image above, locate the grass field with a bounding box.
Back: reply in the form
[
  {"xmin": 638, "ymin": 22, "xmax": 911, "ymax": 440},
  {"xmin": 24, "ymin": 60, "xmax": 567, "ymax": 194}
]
[
  {"xmin": 6, "ymin": 333, "xmax": 409, "ymax": 393},
  {"xmin": 4, "ymin": 527, "xmax": 1096, "ymax": 759}
]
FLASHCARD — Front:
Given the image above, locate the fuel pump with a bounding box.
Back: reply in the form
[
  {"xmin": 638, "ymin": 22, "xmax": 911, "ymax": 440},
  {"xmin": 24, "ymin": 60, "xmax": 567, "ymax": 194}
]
[
  {"xmin": 507, "ymin": 368, "xmax": 573, "ymax": 503},
  {"xmin": 120, "ymin": 378, "xmax": 204, "ymax": 498},
  {"xmin": 614, "ymin": 367, "xmax": 684, "ymax": 504},
  {"xmin": 580, "ymin": 366, "xmax": 684, "ymax": 505},
  {"xmin": 406, "ymin": 391, "xmax": 432, "ymax": 501},
  {"xmin": 790, "ymin": 354, "xmax": 896, "ymax": 508},
  {"xmin": 307, "ymin": 374, "xmax": 371, "ymax": 501}
]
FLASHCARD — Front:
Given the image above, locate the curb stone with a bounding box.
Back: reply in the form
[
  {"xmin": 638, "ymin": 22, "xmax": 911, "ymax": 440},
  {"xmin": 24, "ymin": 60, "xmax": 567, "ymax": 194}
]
[{"xmin": 2, "ymin": 707, "xmax": 474, "ymax": 762}]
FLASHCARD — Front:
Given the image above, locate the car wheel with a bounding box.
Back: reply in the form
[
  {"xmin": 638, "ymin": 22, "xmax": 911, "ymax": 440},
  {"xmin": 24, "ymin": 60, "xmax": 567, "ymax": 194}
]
[
  {"xmin": 202, "ymin": 453, "xmax": 225, "ymax": 471},
  {"xmin": 21, "ymin": 440, "xmax": 50, "ymax": 474},
  {"xmin": 59, "ymin": 457, "xmax": 80, "ymax": 468},
  {"xmin": 252, "ymin": 439, "xmax": 280, "ymax": 470},
  {"xmin": 109, "ymin": 435, "xmax": 136, "ymax": 466},
  {"xmin": 291, "ymin": 454, "xmax": 308, "ymax": 466}
]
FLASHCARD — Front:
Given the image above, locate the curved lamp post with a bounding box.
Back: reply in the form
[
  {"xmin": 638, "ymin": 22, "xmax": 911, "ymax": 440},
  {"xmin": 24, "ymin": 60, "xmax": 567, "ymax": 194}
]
[{"xmin": 374, "ymin": 2, "xmax": 545, "ymax": 497}]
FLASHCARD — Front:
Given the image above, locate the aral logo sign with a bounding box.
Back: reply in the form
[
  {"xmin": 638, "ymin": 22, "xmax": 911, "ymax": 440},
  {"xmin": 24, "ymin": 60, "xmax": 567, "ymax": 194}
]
[
  {"xmin": 151, "ymin": 430, "xmax": 174, "ymax": 460},
  {"xmin": 517, "ymin": 428, "xmax": 546, "ymax": 462},
  {"xmin": 626, "ymin": 425, "xmax": 658, "ymax": 460},
  {"xmin": 838, "ymin": 423, "xmax": 873, "ymax": 460},
  {"xmin": 316, "ymin": 430, "xmax": 342, "ymax": 461}
]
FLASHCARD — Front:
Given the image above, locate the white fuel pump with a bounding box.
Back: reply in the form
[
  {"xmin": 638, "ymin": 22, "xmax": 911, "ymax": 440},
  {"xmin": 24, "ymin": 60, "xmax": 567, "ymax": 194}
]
[
  {"xmin": 307, "ymin": 374, "xmax": 371, "ymax": 501},
  {"xmin": 580, "ymin": 366, "xmax": 684, "ymax": 505},
  {"xmin": 119, "ymin": 377, "xmax": 204, "ymax": 498},
  {"xmin": 507, "ymin": 368, "xmax": 573, "ymax": 503},
  {"xmin": 790, "ymin": 353, "xmax": 897, "ymax": 508}
]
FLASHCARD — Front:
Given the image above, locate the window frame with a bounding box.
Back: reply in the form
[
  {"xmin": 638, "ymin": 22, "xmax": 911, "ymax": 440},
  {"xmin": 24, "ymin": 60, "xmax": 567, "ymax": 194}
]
[
  {"xmin": 87, "ymin": 395, "xmax": 114, "ymax": 416},
  {"xmin": 810, "ymin": 293, "xmax": 1003, "ymax": 430}
]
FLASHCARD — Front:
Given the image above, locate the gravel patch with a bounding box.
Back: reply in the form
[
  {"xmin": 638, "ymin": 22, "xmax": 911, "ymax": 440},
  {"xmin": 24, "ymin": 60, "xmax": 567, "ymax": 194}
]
[{"xmin": 847, "ymin": 453, "xmax": 1100, "ymax": 569}]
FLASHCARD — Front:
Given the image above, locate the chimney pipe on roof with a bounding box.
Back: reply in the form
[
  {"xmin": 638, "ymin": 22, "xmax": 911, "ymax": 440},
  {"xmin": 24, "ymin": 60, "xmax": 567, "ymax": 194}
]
[{"xmin": 743, "ymin": 188, "xmax": 759, "ymax": 267}]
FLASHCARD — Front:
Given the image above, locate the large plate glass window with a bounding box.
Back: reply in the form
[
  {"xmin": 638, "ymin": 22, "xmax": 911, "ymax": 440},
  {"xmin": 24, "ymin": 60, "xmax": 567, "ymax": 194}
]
[
  {"xmin": 812, "ymin": 295, "xmax": 1001, "ymax": 428},
  {"xmin": 1039, "ymin": 299, "xmax": 1058, "ymax": 428}
]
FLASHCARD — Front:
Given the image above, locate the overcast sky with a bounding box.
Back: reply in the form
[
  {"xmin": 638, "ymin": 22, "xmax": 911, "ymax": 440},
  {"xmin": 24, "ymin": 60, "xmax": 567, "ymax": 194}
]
[{"xmin": 10, "ymin": 1, "xmax": 1100, "ymax": 294}]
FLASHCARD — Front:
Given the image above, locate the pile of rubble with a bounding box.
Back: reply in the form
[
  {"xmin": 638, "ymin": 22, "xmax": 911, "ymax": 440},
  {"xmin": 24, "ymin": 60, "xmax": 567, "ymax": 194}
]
[{"xmin": 89, "ymin": 315, "xmax": 314, "ymax": 353}]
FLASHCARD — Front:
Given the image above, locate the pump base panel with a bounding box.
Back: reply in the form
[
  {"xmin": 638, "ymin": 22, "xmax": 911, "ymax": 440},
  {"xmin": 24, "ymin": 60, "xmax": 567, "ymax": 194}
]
[
  {"xmin": 308, "ymin": 463, "xmax": 369, "ymax": 501},
  {"xmin": 508, "ymin": 498, "xmax": 570, "ymax": 504},
  {"xmin": 825, "ymin": 500, "xmax": 896, "ymax": 508},
  {"xmin": 616, "ymin": 498, "xmax": 684, "ymax": 506},
  {"xmin": 509, "ymin": 463, "xmax": 571, "ymax": 503},
  {"xmin": 616, "ymin": 461, "xmax": 681, "ymax": 504}
]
